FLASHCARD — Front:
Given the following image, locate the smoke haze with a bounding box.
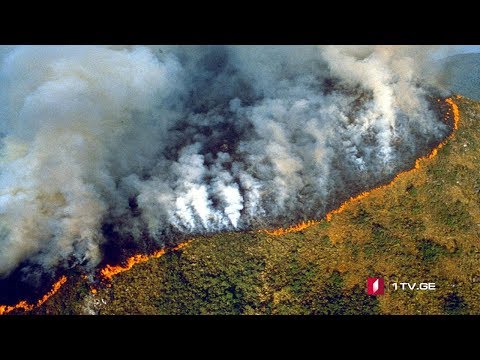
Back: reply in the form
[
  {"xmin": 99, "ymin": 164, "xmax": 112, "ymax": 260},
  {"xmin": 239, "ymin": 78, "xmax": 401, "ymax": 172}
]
[{"xmin": 0, "ymin": 45, "xmax": 453, "ymax": 284}]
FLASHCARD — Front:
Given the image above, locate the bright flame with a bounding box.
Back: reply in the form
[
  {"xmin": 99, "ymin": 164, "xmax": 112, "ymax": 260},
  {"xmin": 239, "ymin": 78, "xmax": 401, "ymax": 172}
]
[
  {"xmin": 263, "ymin": 220, "xmax": 320, "ymax": 236},
  {"xmin": 100, "ymin": 240, "xmax": 192, "ymax": 281},
  {"xmin": 446, "ymin": 97, "xmax": 460, "ymax": 131},
  {"xmin": 0, "ymin": 276, "xmax": 67, "ymax": 315}
]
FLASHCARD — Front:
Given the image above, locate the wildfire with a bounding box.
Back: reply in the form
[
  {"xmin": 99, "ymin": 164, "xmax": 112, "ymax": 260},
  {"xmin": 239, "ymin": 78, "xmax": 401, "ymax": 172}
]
[
  {"xmin": 266, "ymin": 96, "xmax": 462, "ymax": 231},
  {"xmin": 0, "ymin": 276, "xmax": 67, "ymax": 315},
  {"xmin": 326, "ymin": 96, "xmax": 461, "ymax": 221},
  {"xmin": 446, "ymin": 97, "xmax": 460, "ymax": 130},
  {"xmin": 263, "ymin": 220, "xmax": 319, "ymax": 236},
  {"xmin": 0, "ymin": 97, "xmax": 463, "ymax": 314},
  {"xmin": 100, "ymin": 240, "xmax": 192, "ymax": 281}
]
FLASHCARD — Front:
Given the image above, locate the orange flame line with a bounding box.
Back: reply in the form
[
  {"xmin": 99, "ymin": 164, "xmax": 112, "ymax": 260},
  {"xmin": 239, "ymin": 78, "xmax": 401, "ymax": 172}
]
[
  {"xmin": 100, "ymin": 240, "xmax": 192, "ymax": 281},
  {"xmin": 0, "ymin": 276, "xmax": 67, "ymax": 315},
  {"xmin": 264, "ymin": 96, "xmax": 462, "ymax": 233},
  {"xmin": 263, "ymin": 220, "xmax": 320, "ymax": 236}
]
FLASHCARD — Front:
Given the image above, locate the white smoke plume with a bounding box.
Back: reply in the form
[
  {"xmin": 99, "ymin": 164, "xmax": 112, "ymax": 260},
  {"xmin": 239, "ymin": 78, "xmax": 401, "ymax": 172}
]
[{"xmin": 0, "ymin": 45, "xmax": 452, "ymax": 282}]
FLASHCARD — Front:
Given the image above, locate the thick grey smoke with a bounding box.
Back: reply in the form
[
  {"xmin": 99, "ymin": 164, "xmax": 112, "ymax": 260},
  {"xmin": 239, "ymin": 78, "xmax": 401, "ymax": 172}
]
[{"xmin": 0, "ymin": 45, "xmax": 451, "ymax": 280}]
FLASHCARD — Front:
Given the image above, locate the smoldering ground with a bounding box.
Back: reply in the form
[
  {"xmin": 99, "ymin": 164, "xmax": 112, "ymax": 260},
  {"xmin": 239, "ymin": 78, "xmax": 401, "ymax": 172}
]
[{"xmin": 0, "ymin": 45, "xmax": 455, "ymax": 298}]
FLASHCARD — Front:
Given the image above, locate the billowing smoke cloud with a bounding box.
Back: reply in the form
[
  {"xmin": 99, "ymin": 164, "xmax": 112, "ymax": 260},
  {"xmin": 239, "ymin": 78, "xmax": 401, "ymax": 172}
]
[{"xmin": 0, "ymin": 45, "xmax": 452, "ymax": 282}]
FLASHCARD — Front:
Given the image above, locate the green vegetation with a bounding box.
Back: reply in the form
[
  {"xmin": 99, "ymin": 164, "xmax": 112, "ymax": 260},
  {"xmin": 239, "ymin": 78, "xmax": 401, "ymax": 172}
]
[{"xmin": 34, "ymin": 97, "xmax": 480, "ymax": 315}]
